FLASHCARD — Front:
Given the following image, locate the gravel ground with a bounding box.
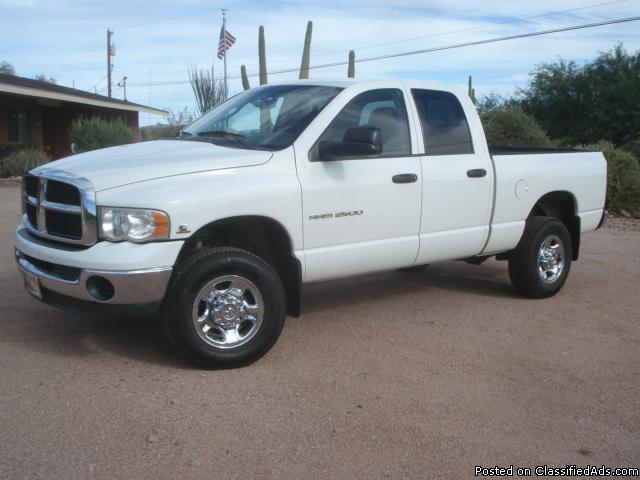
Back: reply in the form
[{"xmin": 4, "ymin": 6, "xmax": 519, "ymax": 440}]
[{"xmin": 0, "ymin": 185, "xmax": 639, "ymax": 480}]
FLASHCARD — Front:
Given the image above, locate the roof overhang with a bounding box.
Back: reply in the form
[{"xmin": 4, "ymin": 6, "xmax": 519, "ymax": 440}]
[{"xmin": 0, "ymin": 83, "xmax": 168, "ymax": 116}]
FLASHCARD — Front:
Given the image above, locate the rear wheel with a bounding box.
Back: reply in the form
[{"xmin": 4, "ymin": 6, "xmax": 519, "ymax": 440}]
[
  {"xmin": 164, "ymin": 247, "xmax": 286, "ymax": 368},
  {"xmin": 508, "ymin": 217, "xmax": 572, "ymax": 298}
]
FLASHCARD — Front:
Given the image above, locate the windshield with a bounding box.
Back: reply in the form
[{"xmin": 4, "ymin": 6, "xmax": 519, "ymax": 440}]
[{"xmin": 181, "ymin": 85, "xmax": 343, "ymax": 150}]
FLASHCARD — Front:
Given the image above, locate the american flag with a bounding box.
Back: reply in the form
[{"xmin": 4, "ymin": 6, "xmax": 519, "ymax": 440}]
[{"xmin": 217, "ymin": 25, "xmax": 236, "ymax": 59}]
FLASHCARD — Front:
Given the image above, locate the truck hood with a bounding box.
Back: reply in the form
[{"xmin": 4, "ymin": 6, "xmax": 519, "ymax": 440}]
[{"xmin": 48, "ymin": 140, "xmax": 273, "ymax": 191}]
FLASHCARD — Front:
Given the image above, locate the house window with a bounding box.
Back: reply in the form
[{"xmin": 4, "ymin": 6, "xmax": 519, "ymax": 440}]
[{"xmin": 8, "ymin": 109, "xmax": 29, "ymax": 144}]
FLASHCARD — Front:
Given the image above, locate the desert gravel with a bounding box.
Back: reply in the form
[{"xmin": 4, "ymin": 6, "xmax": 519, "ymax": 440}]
[{"xmin": 0, "ymin": 185, "xmax": 638, "ymax": 479}]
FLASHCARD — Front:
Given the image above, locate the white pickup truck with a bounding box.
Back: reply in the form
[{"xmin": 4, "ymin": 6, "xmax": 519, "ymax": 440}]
[{"xmin": 15, "ymin": 80, "xmax": 606, "ymax": 367}]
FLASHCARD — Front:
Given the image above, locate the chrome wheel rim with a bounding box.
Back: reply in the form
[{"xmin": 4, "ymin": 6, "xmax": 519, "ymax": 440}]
[
  {"xmin": 192, "ymin": 275, "xmax": 264, "ymax": 349},
  {"xmin": 537, "ymin": 234, "xmax": 565, "ymax": 284}
]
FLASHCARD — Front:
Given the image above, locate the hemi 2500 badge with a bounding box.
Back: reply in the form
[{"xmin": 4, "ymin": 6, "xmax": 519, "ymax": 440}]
[{"xmin": 309, "ymin": 210, "xmax": 363, "ymax": 221}]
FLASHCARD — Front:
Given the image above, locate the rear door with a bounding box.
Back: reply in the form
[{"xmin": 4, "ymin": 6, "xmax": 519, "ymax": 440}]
[
  {"xmin": 294, "ymin": 85, "xmax": 423, "ymax": 282},
  {"xmin": 409, "ymin": 87, "xmax": 494, "ymax": 263}
]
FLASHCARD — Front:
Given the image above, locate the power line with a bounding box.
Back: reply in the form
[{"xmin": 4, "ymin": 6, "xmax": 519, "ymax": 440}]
[
  {"xmin": 125, "ymin": 15, "xmax": 640, "ymax": 87},
  {"xmin": 116, "ymin": 0, "xmax": 633, "ymax": 77},
  {"xmin": 245, "ymin": 0, "xmax": 633, "ymax": 67},
  {"xmin": 86, "ymin": 74, "xmax": 107, "ymax": 91}
]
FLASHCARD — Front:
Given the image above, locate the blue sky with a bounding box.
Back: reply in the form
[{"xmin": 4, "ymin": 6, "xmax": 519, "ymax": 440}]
[{"xmin": 1, "ymin": 0, "xmax": 638, "ymax": 125}]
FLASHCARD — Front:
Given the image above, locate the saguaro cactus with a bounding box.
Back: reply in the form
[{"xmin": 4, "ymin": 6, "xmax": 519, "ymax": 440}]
[
  {"xmin": 299, "ymin": 21, "xmax": 313, "ymax": 79},
  {"xmin": 348, "ymin": 50, "xmax": 355, "ymax": 78},
  {"xmin": 259, "ymin": 25, "xmax": 268, "ymax": 85},
  {"xmin": 468, "ymin": 75, "xmax": 476, "ymax": 104},
  {"xmin": 240, "ymin": 65, "xmax": 251, "ymax": 90}
]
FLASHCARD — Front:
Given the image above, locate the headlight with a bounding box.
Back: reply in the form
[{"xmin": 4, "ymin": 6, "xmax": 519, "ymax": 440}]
[{"xmin": 99, "ymin": 207, "xmax": 170, "ymax": 242}]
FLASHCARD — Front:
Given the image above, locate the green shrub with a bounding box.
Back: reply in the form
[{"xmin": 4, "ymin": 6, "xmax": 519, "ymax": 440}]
[
  {"xmin": 481, "ymin": 105, "xmax": 551, "ymax": 147},
  {"xmin": 621, "ymin": 139, "xmax": 640, "ymax": 162},
  {"xmin": 69, "ymin": 117, "xmax": 135, "ymax": 154},
  {"xmin": 0, "ymin": 147, "xmax": 50, "ymax": 177},
  {"xmin": 585, "ymin": 141, "xmax": 640, "ymax": 213}
]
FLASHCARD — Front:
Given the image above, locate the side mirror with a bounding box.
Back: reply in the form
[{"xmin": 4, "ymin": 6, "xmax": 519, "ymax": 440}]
[{"xmin": 317, "ymin": 126, "xmax": 383, "ymax": 161}]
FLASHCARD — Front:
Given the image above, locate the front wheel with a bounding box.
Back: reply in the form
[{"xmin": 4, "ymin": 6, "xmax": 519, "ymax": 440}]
[
  {"xmin": 508, "ymin": 217, "xmax": 572, "ymax": 299},
  {"xmin": 163, "ymin": 247, "xmax": 286, "ymax": 368}
]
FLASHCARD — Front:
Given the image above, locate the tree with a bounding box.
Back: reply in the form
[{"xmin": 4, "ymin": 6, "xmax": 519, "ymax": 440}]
[
  {"xmin": 481, "ymin": 105, "xmax": 551, "ymax": 147},
  {"xmin": 34, "ymin": 74, "xmax": 56, "ymax": 84},
  {"xmin": 0, "ymin": 61, "xmax": 15, "ymax": 75},
  {"xmin": 188, "ymin": 65, "xmax": 226, "ymax": 116},
  {"xmin": 520, "ymin": 45, "xmax": 640, "ymax": 146}
]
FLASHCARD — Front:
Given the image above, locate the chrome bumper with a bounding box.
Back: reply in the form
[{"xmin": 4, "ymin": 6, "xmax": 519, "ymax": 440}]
[{"xmin": 15, "ymin": 249, "xmax": 172, "ymax": 305}]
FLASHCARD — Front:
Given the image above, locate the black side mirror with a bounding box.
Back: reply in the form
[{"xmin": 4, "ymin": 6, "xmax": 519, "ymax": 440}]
[{"xmin": 317, "ymin": 126, "xmax": 383, "ymax": 161}]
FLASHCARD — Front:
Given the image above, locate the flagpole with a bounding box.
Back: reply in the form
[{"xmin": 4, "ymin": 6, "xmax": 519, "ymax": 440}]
[{"xmin": 222, "ymin": 8, "xmax": 228, "ymax": 99}]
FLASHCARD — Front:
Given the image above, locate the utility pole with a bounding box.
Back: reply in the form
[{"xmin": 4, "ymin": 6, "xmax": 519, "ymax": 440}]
[
  {"xmin": 118, "ymin": 76, "xmax": 128, "ymax": 101},
  {"xmin": 221, "ymin": 9, "xmax": 228, "ymax": 99},
  {"xmin": 107, "ymin": 29, "xmax": 114, "ymax": 97}
]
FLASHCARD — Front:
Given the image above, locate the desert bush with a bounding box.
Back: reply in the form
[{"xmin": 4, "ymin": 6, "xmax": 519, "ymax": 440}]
[
  {"xmin": 141, "ymin": 108, "xmax": 193, "ymax": 141},
  {"xmin": 481, "ymin": 105, "xmax": 551, "ymax": 147},
  {"xmin": 0, "ymin": 147, "xmax": 50, "ymax": 177},
  {"xmin": 69, "ymin": 117, "xmax": 135, "ymax": 154},
  {"xmin": 585, "ymin": 141, "xmax": 640, "ymax": 213}
]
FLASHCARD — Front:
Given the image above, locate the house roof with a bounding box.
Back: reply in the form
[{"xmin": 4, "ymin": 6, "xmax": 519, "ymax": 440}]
[{"xmin": 0, "ymin": 74, "xmax": 168, "ymax": 116}]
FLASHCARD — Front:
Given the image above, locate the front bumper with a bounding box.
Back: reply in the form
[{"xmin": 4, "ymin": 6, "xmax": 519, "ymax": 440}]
[
  {"xmin": 15, "ymin": 249, "xmax": 172, "ymax": 304},
  {"xmin": 14, "ymin": 226, "xmax": 182, "ymax": 307}
]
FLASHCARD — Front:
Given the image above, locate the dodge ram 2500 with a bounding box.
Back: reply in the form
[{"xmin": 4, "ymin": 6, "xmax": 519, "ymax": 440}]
[{"xmin": 15, "ymin": 80, "xmax": 607, "ymax": 367}]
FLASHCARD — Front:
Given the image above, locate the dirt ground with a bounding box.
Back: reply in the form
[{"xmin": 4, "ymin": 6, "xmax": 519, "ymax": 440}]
[{"xmin": 0, "ymin": 184, "xmax": 638, "ymax": 480}]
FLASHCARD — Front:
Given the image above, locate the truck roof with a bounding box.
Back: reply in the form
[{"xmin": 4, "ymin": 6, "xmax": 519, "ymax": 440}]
[{"xmin": 262, "ymin": 78, "xmax": 461, "ymax": 93}]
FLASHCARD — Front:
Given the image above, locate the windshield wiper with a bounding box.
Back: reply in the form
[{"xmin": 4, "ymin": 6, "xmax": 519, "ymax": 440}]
[
  {"xmin": 197, "ymin": 130, "xmax": 246, "ymax": 141},
  {"xmin": 193, "ymin": 130, "xmax": 250, "ymax": 147}
]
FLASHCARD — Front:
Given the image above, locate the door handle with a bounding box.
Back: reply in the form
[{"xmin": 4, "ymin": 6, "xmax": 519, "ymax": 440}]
[
  {"xmin": 467, "ymin": 168, "xmax": 487, "ymax": 178},
  {"xmin": 392, "ymin": 174, "xmax": 418, "ymax": 184}
]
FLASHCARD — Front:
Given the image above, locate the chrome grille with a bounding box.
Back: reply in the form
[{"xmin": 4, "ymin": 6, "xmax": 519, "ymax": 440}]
[{"xmin": 21, "ymin": 168, "xmax": 97, "ymax": 246}]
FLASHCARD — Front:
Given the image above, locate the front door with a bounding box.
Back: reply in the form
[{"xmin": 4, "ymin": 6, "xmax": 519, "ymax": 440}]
[{"xmin": 295, "ymin": 87, "xmax": 422, "ymax": 282}]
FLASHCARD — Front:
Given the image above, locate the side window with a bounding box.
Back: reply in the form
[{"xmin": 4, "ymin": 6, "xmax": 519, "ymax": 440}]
[
  {"xmin": 319, "ymin": 89, "xmax": 411, "ymax": 157},
  {"xmin": 412, "ymin": 89, "xmax": 474, "ymax": 155},
  {"xmin": 8, "ymin": 108, "xmax": 29, "ymax": 144}
]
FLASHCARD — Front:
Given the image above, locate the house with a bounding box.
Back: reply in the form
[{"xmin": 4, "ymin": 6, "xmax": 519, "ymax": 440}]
[{"xmin": 0, "ymin": 73, "xmax": 168, "ymax": 159}]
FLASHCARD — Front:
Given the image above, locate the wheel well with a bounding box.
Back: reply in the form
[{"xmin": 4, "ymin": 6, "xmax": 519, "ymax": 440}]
[
  {"xmin": 177, "ymin": 216, "xmax": 301, "ymax": 317},
  {"xmin": 528, "ymin": 191, "xmax": 580, "ymax": 260}
]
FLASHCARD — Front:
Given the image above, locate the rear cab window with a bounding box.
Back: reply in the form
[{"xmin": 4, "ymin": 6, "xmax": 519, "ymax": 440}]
[{"xmin": 411, "ymin": 89, "xmax": 474, "ymax": 155}]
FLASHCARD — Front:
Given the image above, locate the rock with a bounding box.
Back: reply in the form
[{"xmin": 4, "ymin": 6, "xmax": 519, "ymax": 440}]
[
  {"xmin": 190, "ymin": 459, "xmax": 201, "ymax": 467},
  {"xmin": 146, "ymin": 433, "xmax": 159, "ymax": 443},
  {"xmin": 620, "ymin": 210, "xmax": 631, "ymax": 218}
]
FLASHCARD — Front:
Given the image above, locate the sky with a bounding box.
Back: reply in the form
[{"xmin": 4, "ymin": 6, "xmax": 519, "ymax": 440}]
[{"xmin": 1, "ymin": 0, "xmax": 639, "ymax": 125}]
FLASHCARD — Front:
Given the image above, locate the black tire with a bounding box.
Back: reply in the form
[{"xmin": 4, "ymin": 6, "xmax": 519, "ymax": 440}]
[
  {"xmin": 163, "ymin": 247, "xmax": 286, "ymax": 368},
  {"xmin": 508, "ymin": 216, "xmax": 572, "ymax": 299}
]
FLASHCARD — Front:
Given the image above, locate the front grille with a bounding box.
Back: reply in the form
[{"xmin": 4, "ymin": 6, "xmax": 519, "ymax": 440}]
[
  {"xmin": 45, "ymin": 210, "xmax": 83, "ymax": 239},
  {"xmin": 46, "ymin": 180, "xmax": 81, "ymax": 206},
  {"xmin": 21, "ymin": 170, "xmax": 97, "ymax": 246}
]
